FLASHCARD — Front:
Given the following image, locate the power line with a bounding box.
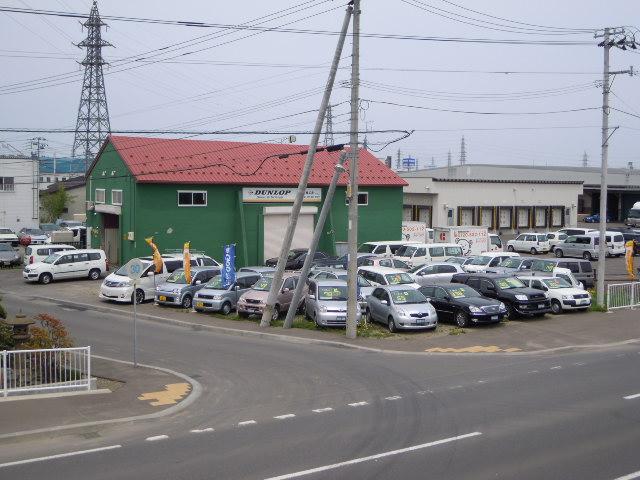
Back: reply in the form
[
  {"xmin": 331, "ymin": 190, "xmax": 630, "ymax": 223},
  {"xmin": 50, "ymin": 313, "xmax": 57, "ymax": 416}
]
[{"xmin": 366, "ymin": 99, "xmax": 601, "ymax": 115}]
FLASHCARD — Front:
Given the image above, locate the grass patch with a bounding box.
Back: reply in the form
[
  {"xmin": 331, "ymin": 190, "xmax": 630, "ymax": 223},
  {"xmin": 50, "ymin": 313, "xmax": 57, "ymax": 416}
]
[
  {"xmin": 357, "ymin": 322, "xmax": 395, "ymax": 338},
  {"xmin": 589, "ymin": 303, "xmax": 607, "ymax": 312},
  {"xmin": 448, "ymin": 327, "xmax": 466, "ymax": 335}
]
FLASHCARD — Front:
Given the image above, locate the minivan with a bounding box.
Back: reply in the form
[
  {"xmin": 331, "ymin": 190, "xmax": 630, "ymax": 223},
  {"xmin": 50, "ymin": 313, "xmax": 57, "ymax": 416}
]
[
  {"xmin": 23, "ymin": 249, "xmax": 107, "ymax": 284},
  {"xmin": 357, "ymin": 241, "xmax": 417, "ymax": 257},
  {"xmin": 529, "ymin": 258, "xmax": 594, "ymax": 288},
  {"xmin": 394, "ymin": 243, "xmax": 464, "ymax": 267},
  {"xmin": 24, "ymin": 244, "xmax": 76, "ymax": 266},
  {"xmin": 194, "ymin": 272, "xmax": 262, "ymax": 315},
  {"xmin": 155, "ymin": 266, "xmax": 220, "ymax": 309},
  {"xmin": 585, "ymin": 231, "xmax": 625, "ymax": 257}
]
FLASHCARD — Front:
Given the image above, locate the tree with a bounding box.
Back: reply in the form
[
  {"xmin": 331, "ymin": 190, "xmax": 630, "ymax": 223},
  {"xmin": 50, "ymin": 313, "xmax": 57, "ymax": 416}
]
[
  {"xmin": 24, "ymin": 313, "xmax": 74, "ymax": 349},
  {"xmin": 41, "ymin": 185, "xmax": 71, "ymax": 223},
  {"xmin": 0, "ymin": 295, "xmax": 13, "ymax": 350}
]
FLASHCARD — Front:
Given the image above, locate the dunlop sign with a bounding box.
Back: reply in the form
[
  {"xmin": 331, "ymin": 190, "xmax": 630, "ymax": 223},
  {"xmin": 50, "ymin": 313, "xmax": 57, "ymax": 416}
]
[{"xmin": 242, "ymin": 187, "xmax": 322, "ymax": 203}]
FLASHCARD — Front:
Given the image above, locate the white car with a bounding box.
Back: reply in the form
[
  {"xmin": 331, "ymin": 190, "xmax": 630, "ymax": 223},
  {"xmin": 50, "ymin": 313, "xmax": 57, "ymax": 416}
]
[
  {"xmin": 507, "ymin": 233, "xmax": 551, "ymax": 254},
  {"xmin": 0, "ymin": 228, "xmax": 19, "ymax": 246},
  {"xmin": 23, "ymin": 249, "xmax": 107, "ymax": 284},
  {"xmin": 164, "ymin": 252, "xmax": 220, "ymax": 267},
  {"xmin": 546, "ymin": 231, "xmax": 568, "ymax": 252},
  {"xmin": 518, "ymin": 276, "xmax": 591, "ymax": 314},
  {"xmin": 463, "ymin": 252, "xmax": 520, "ymax": 273},
  {"xmin": 358, "ymin": 266, "xmax": 420, "ymax": 289},
  {"xmin": 24, "ymin": 244, "xmax": 76, "ymax": 266},
  {"xmin": 408, "ymin": 262, "xmax": 465, "ymax": 286}
]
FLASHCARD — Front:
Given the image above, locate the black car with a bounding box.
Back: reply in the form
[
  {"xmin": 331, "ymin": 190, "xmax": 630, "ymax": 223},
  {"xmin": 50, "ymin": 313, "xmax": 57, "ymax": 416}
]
[
  {"xmin": 419, "ymin": 283, "xmax": 507, "ymax": 327},
  {"xmin": 451, "ymin": 273, "xmax": 551, "ymax": 319},
  {"xmin": 264, "ymin": 249, "xmax": 308, "ymax": 268},
  {"xmin": 312, "ymin": 253, "xmax": 375, "ymax": 270},
  {"xmin": 285, "ymin": 251, "xmax": 332, "ymax": 270}
]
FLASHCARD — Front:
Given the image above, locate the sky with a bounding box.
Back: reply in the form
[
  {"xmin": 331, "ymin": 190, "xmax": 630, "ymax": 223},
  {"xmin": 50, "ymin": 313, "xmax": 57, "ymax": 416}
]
[{"xmin": 0, "ymin": 0, "xmax": 639, "ymax": 169}]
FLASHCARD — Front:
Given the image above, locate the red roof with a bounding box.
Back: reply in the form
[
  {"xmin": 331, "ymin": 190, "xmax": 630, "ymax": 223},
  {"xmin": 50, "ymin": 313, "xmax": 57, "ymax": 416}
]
[{"xmin": 104, "ymin": 136, "xmax": 407, "ymax": 187}]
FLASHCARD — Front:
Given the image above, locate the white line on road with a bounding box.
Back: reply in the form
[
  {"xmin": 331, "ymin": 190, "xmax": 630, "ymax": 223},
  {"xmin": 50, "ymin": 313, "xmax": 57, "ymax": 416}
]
[
  {"xmin": 477, "ymin": 380, "xmax": 487, "ymax": 384},
  {"xmin": 573, "ymin": 362, "xmax": 586, "ymax": 366},
  {"xmin": 449, "ymin": 385, "xmax": 463, "ymax": 390},
  {"xmin": 190, "ymin": 428, "xmax": 214, "ymax": 433},
  {"xmin": 263, "ymin": 432, "xmax": 483, "ymax": 480},
  {"xmin": 145, "ymin": 435, "xmax": 169, "ymax": 442},
  {"xmin": 623, "ymin": 393, "xmax": 640, "ymax": 400},
  {"xmin": 528, "ymin": 370, "xmax": 539, "ymax": 374},
  {"xmin": 613, "ymin": 470, "xmax": 640, "ymax": 480},
  {"xmin": 348, "ymin": 401, "xmax": 368, "ymax": 407},
  {"xmin": 0, "ymin": 445, "xmax": 122, "ymax": 469},
  {"xmin": 312, "ymin": 407, "xmax": 333, "ymax": 413},
  {"xmin": 384, "ymin": 396, "xmax": 402, "ymax": 401},
  {"xmin": 274, "ymin": 414, "xmax": 296, "ymax": 420},
  {"xmin": 550, "ymin": 366, "xmax": 562, "ymax": 370},
  {"xmin": 238, "ymin": 420, "xmax": 257, "ymax": 426}
]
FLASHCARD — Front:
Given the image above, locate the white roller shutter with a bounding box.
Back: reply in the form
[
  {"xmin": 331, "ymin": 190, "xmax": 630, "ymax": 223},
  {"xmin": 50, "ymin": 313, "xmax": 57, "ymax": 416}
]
[
  {"xmin": 552, "ymin": 207, "xmax": 563, "ymax": 227},
  {"xmin": 403, "ymin": 207, "xmax": 412, "ymax": 221},
  {"xmin": 418, "ymin": 207, "xmax": 431, "ymax": 226},
  {"xmin": 460, "ymin": 208, "xmax": 474, "ymax": 226},
  {"xmin": 481, "ymin": 209, "xmax": 493, "ymax": 227},
  {"xmin": 517, "ymin": 208, "xmax": 529, "ymax": 227},
  {"xmin": 499, "ymin": 209, "xmax": 511, "ymax": 228},
  {"xmin": 535, "ymin": 208, "xmax": 546, "ymax": 227},
  {"xmin": 263, "ymin": 210, "xmax": 315, "ymax": 260}
]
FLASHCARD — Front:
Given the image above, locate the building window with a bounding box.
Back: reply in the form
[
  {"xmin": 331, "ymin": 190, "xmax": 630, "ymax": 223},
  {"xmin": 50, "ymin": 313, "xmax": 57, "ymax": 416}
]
[
  {"xmin": 95, "ymin": 188, "xmax": 106, "ymax": 204},
  {"xmin": 0, "ymin": 177, "xmax": 14, "ymax": 192},
  {"xmin": 46, "ymin": 177, "xmax": 51, "ymax": 183},
  {"xmin": 111, "ymin": 189, "xmax": 123, "ymax": 206},
  {"xmin": 178, "ymin": 190, "xmax": 207, "ymax": 207},
  {"xmin": 39, "ymin": 176, "xmax": 44, "ymax": 183},
  {"xmin": 345, "ymin": 192, "xmax": 368, "ymax": 206}
]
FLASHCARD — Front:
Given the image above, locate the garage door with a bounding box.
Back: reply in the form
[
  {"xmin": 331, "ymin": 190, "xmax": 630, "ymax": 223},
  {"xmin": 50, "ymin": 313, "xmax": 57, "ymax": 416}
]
[
  {"xmin": 551, "ymin": 207, "xmax": 563, "ymax": 227},
  {"xmin": 459, "ymin": 208, "xmax": 474, "ymax": 226},
  {"xmin": 418, "ymin": 207, "xmax": 431, "ymax": 226},
  {"xmin": 499, "ymin": 208, "xmax": 511, "ymax": 228},
  {"xmin": 535, "ymin": 208, "xmax": 546, "ymax": 227},
  {"xmin": 264, "ymin": 211, "xmax": 315, "ymax": 260},
  {"xmin": 518, "ymin": 208, "xmax": 529, "ymax": 227},
  {"xmin": 480, "ymin": 208, "xmax": 493, "ymax": 227}
]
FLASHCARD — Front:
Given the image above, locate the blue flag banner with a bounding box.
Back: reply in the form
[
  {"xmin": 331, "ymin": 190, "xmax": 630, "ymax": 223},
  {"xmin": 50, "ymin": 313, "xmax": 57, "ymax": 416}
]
[{"xmin": 222, "ymin": 244, "xmax": 236, "ymax": 288}]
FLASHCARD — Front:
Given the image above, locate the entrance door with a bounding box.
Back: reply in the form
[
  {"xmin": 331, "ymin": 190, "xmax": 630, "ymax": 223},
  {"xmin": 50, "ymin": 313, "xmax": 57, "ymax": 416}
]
[
  {"xmin": 263, "ymin": 212, "xmax": 314, "ymax": 260},
  {"xmin": 102, "ymin": 213, "xmax": 120, "ymax": 267}
]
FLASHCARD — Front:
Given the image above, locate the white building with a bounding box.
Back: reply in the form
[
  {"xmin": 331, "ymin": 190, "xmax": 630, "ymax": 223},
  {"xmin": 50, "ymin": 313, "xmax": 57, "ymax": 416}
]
[
  {"xmin": 401, "ymin": 165, "xmax": 585, "ymax": 234},
  {"xmin": 0, "ymin": 156, "xmax": 40, "ymax": 230}
]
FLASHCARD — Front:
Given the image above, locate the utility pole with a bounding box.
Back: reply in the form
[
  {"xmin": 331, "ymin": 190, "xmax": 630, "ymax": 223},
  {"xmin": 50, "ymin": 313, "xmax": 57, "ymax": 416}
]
[
  {"xmin": 346, "ymin": 0, "xmax": 361, "ymax": 339},
  {"xmin": 30, "ymin": 137, "xmax": 46, "ymax": 220},
  {"xmin": 594, "ymin": 27, "xmax": 636, "ymax": 307},
  {"xmin": 260, "ymin": 5, "xmax": 353, "ymax": 327}
]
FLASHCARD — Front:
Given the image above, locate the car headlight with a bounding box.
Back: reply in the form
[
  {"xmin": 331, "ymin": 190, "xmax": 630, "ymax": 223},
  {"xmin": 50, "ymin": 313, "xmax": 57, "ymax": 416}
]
[
  {"xmin": 561, "ymin": 295, "xmax": 572, "ymax": 300},
  {"xmin": 212, "ymin": 294, "xmax": 223, "ymax": 300},
  {"xmin": 515, "ymin": 294, "xmax": 528, "ymax": 301},
  {"xmin": 319, "ymin": 305, "xmax": 328, "ymax": 312},
  {"xmin": 114, "ymin": 281, "xmax": 131, "ymax": 288},
  {"xmin": 156, "ymin": 286, "xmax": 162, "ymax": 291},
  {"xmin": 173, "ymin": 288, "xmax": 182, "ymax": 294},
  {"xmin": 468, "ymin": 306, "xmax": 483, "ymax": 313},
  {"xmin": 396, "ymin": 308, "xmax": 407, "ymax": 316},
  {"xmin": 499, "ymin": 302, "xmax": 507, "ymax": 311}
]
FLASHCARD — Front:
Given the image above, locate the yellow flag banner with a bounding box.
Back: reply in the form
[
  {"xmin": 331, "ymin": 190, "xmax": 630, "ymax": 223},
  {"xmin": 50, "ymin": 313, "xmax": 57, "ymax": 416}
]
[
  {"xmin": 625, "ymin": 240, "xmax": 637, "ymax": 280},
  {"xmin": 145, "ymin": 237, "xmax": 163, "ymax": 274},
  {"xmin": 183, "ymin": 241, "xmax": 192, "ymax": 284}
]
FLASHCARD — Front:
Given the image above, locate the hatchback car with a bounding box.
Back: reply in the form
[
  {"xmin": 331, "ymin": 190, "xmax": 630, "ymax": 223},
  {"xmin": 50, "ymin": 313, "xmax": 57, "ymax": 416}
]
[
  {"xmin": 486, "ymin": 256, "xmax": 534, "ymax": 275},
  {"xmin": 0, "ymin": 243, "xmax": 20, "ymax": 267},
  {"xmin": 546, "ymin": 231, "xmax": 568, "ymax": 252},
  {"xmin": 155, "ymin": 266, "xmax": 219, "ymax": 308},
  {"xmin": 463, "ymin": 252, "xmax": 520, "ymax": 273},
  {"xmin": 359, "ymin": 256, "xmax": 411, "ymax": 270},
  {"xmin": 419, "ymin": 283, "xmax": 506, "ymax": 327},
  {"xmin": 264, "ymin": 249, "xmax": 307, "ymax": 268},
  {"xmin": 304, "ymin": 279, "xmax": 361, "ymax": 327},
  {"xmin": 100, "ymin": 257, "xmax": 177, "ymax": 304},
  {"xmin": 194, "ymin": 271, "xmax": 261, "ymax": 315},
  {"xmin": 358, "ymin": 266, "xmax": 420, "ymax": 289},
  {"xmin": 236, "ymin": 273, "xmax": 306, "ymax": 320},
  {"xmin": 408, "ymin": 262, "xmax": 465, "ymax": 286},
  {"xmin": 0, "ymin": 228, "xmax": 19, "ymax": 247},
  {"xmin": 507, "ymin": 233, "xmax": 551, "ymax": 254},
  {"xmin": 308, "ymin": 269, "xmax": 375, "ymax": 311},
  {"xmin": 365, "ymin": 285, "xmax": 438, "ymax": 332}
]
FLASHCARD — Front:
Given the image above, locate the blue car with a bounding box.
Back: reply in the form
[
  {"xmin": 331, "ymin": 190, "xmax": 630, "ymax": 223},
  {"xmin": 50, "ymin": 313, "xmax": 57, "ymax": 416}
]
[{"xmin": 584, "ymin": 214, "xmax": 611, "ymax": 223}]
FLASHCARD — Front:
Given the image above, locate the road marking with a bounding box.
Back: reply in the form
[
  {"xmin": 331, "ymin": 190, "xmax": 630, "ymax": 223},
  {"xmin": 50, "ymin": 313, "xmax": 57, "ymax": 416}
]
[
  {"xmin": 623, "ymin": 393, "xmax": 640, "ymax": 400},
  {"xmin": 238, "ymin": 420, "xmax": 257, "ymax": 426},
  {"xmin": 312, "ymin": 407, "xmax": 333, "ymax": 413},
  {"xmin": 417, "ymin": 391, "xmax": 428, "ymax": 395},
  {"xmin": 145, "ymin": 435, "xmax": 169, "ymax": 442},
  {"xmin": 190, "ymin": 428, "xmax": 214, "ymax": 433},
  {"xmin": 385, "ymin": 396, "xmax": 402, "ymax": 401},
  {"xmin": 550, "ymin": 366, "xmax": 562, "ymax": 370},
  {"xmin": 528, "ymin": 370, "xmax": 539, "ymax": 374},
  {"xmin": 0, "ymin": 445, "xmax": 122, "ymax": 469},
  {"xmin": 477, "ymin": 380, "xmax": 486, "ymax": 384},
  {"xmin": 616, "ymin": 354, "xmax": 625, "ymax": 358},
  {"xmin": 263, "ymin": 432, "xmax": 482, "ymax": 480},
  {"xmin": 137, "ymin": 383, "xmax": 191, "ymax": 406},
  {"xmin": 613, "ymin": 470, "xmax": 640, "ymax": 480},
  {"xmin": 449, "ymin": 385, "xmax": 463, "ymax": 390},
  {"xmin": 348, "ymin": 401, "xmax": 368, "ymax": 407},
  {"xmin": 573, "ymin": 362, "xmax": 586, "ymax": 366},
  {"xmin": 274, "ymin": 414, "xmax": 296, "ymax": 420}
]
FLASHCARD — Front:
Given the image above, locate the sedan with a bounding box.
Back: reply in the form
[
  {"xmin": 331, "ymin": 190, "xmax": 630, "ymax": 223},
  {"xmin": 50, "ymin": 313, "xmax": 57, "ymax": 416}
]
[
  {"xmin": 409, "ymin": 262, "xmax": 465, "ymax": 286},
  {"xmin": 584, "ymin": 214, "xmax": 611, "ymax": 223},
  {"xmin": 419, "ymin": 283, "xmax": 506, "ymax": 327},
  {"xmin": 0, "ymin": 243, "xmax": 20, "ymax": 266},
  {"xmin": 365, "ymin": 285, "xmax": 438, "ymax": 332}
]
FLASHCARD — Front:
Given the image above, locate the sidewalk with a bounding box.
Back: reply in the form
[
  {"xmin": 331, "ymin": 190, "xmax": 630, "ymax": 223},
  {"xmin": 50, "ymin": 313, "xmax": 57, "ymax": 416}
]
[{"xmin": 0, "ymin": 357, "xmax": 195, "ymax": 439}]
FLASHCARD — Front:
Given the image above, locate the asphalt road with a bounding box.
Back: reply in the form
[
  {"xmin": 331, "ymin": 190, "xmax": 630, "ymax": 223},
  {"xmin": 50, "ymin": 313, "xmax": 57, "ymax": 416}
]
[{"xmin": 1, "ymin": 292, "xmax": 640, "ymax": 479}]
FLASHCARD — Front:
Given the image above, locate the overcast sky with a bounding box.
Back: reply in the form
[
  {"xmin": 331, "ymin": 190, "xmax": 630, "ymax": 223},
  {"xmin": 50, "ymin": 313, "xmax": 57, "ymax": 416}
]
[{"xmin": 0, "ymin": 0, "xmax": 638, "ymax": 169}]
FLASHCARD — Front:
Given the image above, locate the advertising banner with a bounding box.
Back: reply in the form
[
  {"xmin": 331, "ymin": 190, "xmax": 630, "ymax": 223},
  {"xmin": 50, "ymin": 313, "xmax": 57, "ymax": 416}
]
[{"xmin": 222, "ymin": 244, "xmax": 237, "ymax": 288}]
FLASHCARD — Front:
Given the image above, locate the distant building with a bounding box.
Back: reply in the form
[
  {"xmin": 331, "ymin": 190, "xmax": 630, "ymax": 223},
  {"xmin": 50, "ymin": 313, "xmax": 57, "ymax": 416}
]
[
  {"xmin": 38, "ymin": 157, "xmax": 85, "ymax": 191},
  {"xmin": 40, "ymin": 176, "xmax": 87, "ymax": 222},
  {"xmin": 0, "ymin": 156, "xmax": 39, "ymax": 230}
]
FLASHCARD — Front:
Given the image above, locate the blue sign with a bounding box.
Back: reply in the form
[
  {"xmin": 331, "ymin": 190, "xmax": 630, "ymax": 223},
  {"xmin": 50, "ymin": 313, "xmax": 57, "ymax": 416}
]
[{"xmin": 222, "ymin": 244, "xmax": 236, "ymax": 288}]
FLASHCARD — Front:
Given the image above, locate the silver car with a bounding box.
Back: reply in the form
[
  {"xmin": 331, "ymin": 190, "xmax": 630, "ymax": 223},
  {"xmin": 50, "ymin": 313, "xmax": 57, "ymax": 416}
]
[
  {"xmin": 155, "ymin": 266, "xmax": 219, "ymax": 308},
  {"xmin": 487, "ymin": 257, "xmax": 534, "ymax": 275},
  {"xmin": 194, "ymin": 272, "xmax": 261, "ymax": 315},
  {"xmin": 305, "ymin": 279, "xmax": 362, "ymax": 327},
  {"xmin": 238, "ymin": 266, "xmax": 276, "ymax": 276},
  {"xmin": 408, "ymin": 262, "xmax": 465, "ymax": 286},
  {"xmin": 366, "ymin": 285, "xmax": 438, "ymax": 332}
]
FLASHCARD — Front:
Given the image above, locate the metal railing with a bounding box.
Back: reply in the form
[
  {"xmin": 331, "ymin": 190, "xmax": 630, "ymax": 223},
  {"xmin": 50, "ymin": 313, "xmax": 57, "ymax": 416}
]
[
  {"xmin": 607, "ymin": 282, "xmax": 640, "ymax": 311},
  {"xmin": 1, "ymin": 346, "xmax": 91, "ymax": 397}
]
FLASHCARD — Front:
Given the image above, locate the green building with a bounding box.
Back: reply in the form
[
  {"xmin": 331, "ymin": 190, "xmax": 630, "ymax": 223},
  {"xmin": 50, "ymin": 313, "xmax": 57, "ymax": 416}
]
[{"xmin": 86, "ymin": 136, "xmax": 407, "ymax": 266}]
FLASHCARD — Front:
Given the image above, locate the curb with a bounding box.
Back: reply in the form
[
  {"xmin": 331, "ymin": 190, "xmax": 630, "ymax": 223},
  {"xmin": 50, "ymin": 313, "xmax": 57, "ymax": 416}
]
[
  {"xmin": 0, "ymin": 355, "xmax": 202, "ymax": 441},
  {"xmin": 4, "ymin": 289, "xmax": 640, "ymax": 357}
]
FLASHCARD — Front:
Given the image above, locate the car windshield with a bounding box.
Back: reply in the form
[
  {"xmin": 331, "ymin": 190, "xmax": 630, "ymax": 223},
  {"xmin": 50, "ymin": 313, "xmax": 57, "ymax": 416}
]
[
  {"xmin": 543, "ymin": 278, "xmax": 572, "ymax": 289},
  {"xmin": 0, "ymin": 244, "xmax": 12, "ymax": 251},
  {"xmin": 536, "ymin": 260, "xmax": 556, "ymax": 272},
  {"xmin": 463, "ymin": 257, "xmax": 477, "ymax": 265},
  {"xmin": 43, "ymin": 254, "xmax": 60, "ymax": 264},
  {"xmin": 445, "ymin": 285, "xmax": 481, "ymax": 298},
  {"xmin": 469, "ymin": 256, "xmax": 491, "ymax": 265},
  {"xmin": 496, "ymin": 278, "xmax": 525, "ymax": 289},
  {"xmin": 318, "ymin": 286, "xmax": 348, "ymax": 301},
  {"xmin": 26, "ymin": 229, "xmax": 45, "ymax": 235},
  {"xmin": 205, "ymin": 275, "xmax": 226, "ymax": 289},
  {"xmin": 385, "ymin": 273, "xmax": 414, "ymax": 285},
  {"xmin": 629, "ymin": 209, "xmax": 640, "ymax": 219},
  {"xmin": 253, "ymin": 277, "xmax": 272, "ymax": 291},
  {"xmin": 0, "ymin": 229, "xmax": 13, "ymax": 234},
  {"xmin": 398, "ymin": 246, "xmax": 417, "ymax": 257},
  {"xmin": 408, "ymin": 264, "xmax": 424, "ymax": 274},
  {"xmin": 40, "ymin": 224, "xmax": 58, "ymax": 231},
  {"xmin": 445, "ymin": 257, "xmax": 464, "ymax": 264},
  {"xmin": 166, "ymin": 270, "xmax": 188, "ymax": 284},
  {"xmin": 287, "ymin": 250, "xmax": 303, "ymax": 259},
  {"xmin": 500, "ymin": 258, "xmax": 522, "ymax": 269},
  {"xmin": 537, "ymin": 235, "xmax": 547, "ymax": 242},
  {"xmin": 390, "ymin": 289, "xmax": 427, "ymax": 304},
  {"xmin": 490, "ymin": 236, "xmax": 501, "ymax": 246},
  {"xmin": 115, "ymin": 261, "xmax": 151, "ymax": 276},
  {"xmin": 357, "ymin": 244, "xmax": 377, "ymax": 253}
]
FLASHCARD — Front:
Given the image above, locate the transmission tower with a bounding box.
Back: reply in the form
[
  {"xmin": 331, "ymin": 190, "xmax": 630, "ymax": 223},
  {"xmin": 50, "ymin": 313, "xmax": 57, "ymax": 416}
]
[
  {"xmin": 459, "ymin": 135, "xmax": 467, "ymax": 166},
  {"xmin": 323, "ymin": 104, "xmax": 334, "ymax": 146},
  {"xmin": 582, "ymin": 151, "xmax": 588, "ymax": 167},
  {"xmin": 72, "ymin": 1, "xmax": 112, "ymax": 171}
]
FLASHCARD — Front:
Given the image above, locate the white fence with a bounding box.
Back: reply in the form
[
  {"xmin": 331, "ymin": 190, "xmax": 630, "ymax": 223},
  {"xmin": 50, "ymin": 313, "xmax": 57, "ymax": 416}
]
[
  {"xmin": 607, "ymin": 282, "xmax": 640, "ymax": 311},
  {"xmin": 1, "ymin": 346, "xmax": 91, "ymax": 397}
]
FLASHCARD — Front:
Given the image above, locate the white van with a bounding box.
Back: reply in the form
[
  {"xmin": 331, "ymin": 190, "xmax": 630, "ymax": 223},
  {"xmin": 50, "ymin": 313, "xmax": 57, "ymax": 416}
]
[
  {"xmin": 489, "ymin": 234, "xmax": 503, "ymax": 252},
  {"xmin": 463, "ymin": 251, "xmax": 520, "ymax": 273},
  {"xmin": 394, "ymin": 243, "xmax": 464, "ymax": 267},
  {"xmin": 585, "ymin": 230, "xmax": 625, "ymax": 257},
  {"xmin": 357, "ymin": 241, "xmax": 417, "ymax": 257},
  {"xmin": 23, "ymin": 249, "xmax": 107, "ymax": 284},
  {"xmin": 23, "ymin": 244, "xmax": 76, "ymax": 266}
]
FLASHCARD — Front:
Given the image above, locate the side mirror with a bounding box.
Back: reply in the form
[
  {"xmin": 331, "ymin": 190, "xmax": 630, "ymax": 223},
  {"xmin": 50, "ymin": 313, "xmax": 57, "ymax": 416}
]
[
  {"xmin": 234, "ymin": 285, "xmax": 240, "ymax": 290},
  {"xmin": 486, "ymin": 285, "xmax": 496, "ymax": 291},
  {"xmin": 146, "ymin": 271, "xmax": 154, "ymax": 277},
  {"xmin": 308, "ymin": 294, "xmax": 316, "ymax": 300},
  {"xmin": 381, "ymin": 299, "xmax": 388, "ymax": 306},
  {"xmin": 444, "ymin": 295, "xmax": 451, "ymax": 301},
  {"xmin": 195, "ymin": 280, "xmax": 202, "ymax": 285},
  {"xmin": 282, "ymin": 288, "xmax": 290, "ymax": 293}
]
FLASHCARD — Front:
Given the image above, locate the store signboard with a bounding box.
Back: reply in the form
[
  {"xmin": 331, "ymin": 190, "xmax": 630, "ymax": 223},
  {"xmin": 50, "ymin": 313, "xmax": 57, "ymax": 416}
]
[{"xmin": 242, "ymin": 187, "xmax": 322, "ymax": 203}]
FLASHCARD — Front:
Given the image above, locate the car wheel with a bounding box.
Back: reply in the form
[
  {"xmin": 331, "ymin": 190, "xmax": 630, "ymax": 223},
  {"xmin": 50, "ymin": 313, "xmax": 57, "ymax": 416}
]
[
  {"xmin": 507, "ymin": 245, "xmax": 515, "ymax": 252},
  {"xmin": 505, "ymin": 303, "xmax": 516, "ymax": 320},
  {"xmin": 132, "ymin": 289, "xmax": 144, "ymax": 304},
  {"xmin": 387, "ymin": 316, "xmax": 397, "ymax": 333},
  {"xmin": 88, "ymin": 268, "xmax": 101, "ymax": 280},
  {"xmin": 39, "ymin": 272, "xmax": 52, "ymax": 284},
  {"xmin": 271, "ymin": 305, "xmax": 280, "ymax": 321},
  {"xmin": 455, "ymin": 310, "xmax": 469, "ymax": 328},
  {"xmin": 582, "ymin": 251, "xmax": 592, "ymax": 261},
  {"xmin": 550, "ymin": 245, "xmax": 555, "ymax": 252},
  {"xmin": 555, "ymin": 249, "xmax": 564, "ymax": 258},
  {"xmin": 221, "ymin": 302, "xmax": 232, "ymax": 315},
  {"xmin": 530, "ymin": 248, "xmax": 538, "ymax": 255},
  {"xmin": 365, "ymin": 308, "xmax": 372, "ymax": 324},
  {"xmin": 181, "ymin": 295, "xmax": 192, "ymax": 309},
  {"xmin": 313, "ymin": 311, "xmax": 322, "ymax": 328},
  {"xmin": 550, "ymin": 299, "xmax": 562, "ymax": 315}
]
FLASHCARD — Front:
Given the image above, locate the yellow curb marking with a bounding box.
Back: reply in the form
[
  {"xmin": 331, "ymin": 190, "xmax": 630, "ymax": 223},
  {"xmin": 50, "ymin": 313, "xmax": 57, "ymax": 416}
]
[
  {"xmin": 425, "ymin": 346, "xmax": 522, "ymax": 353},
  {"xmin": 138, "ymin": 383, "xmax": 191, "ymax": 406}
]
